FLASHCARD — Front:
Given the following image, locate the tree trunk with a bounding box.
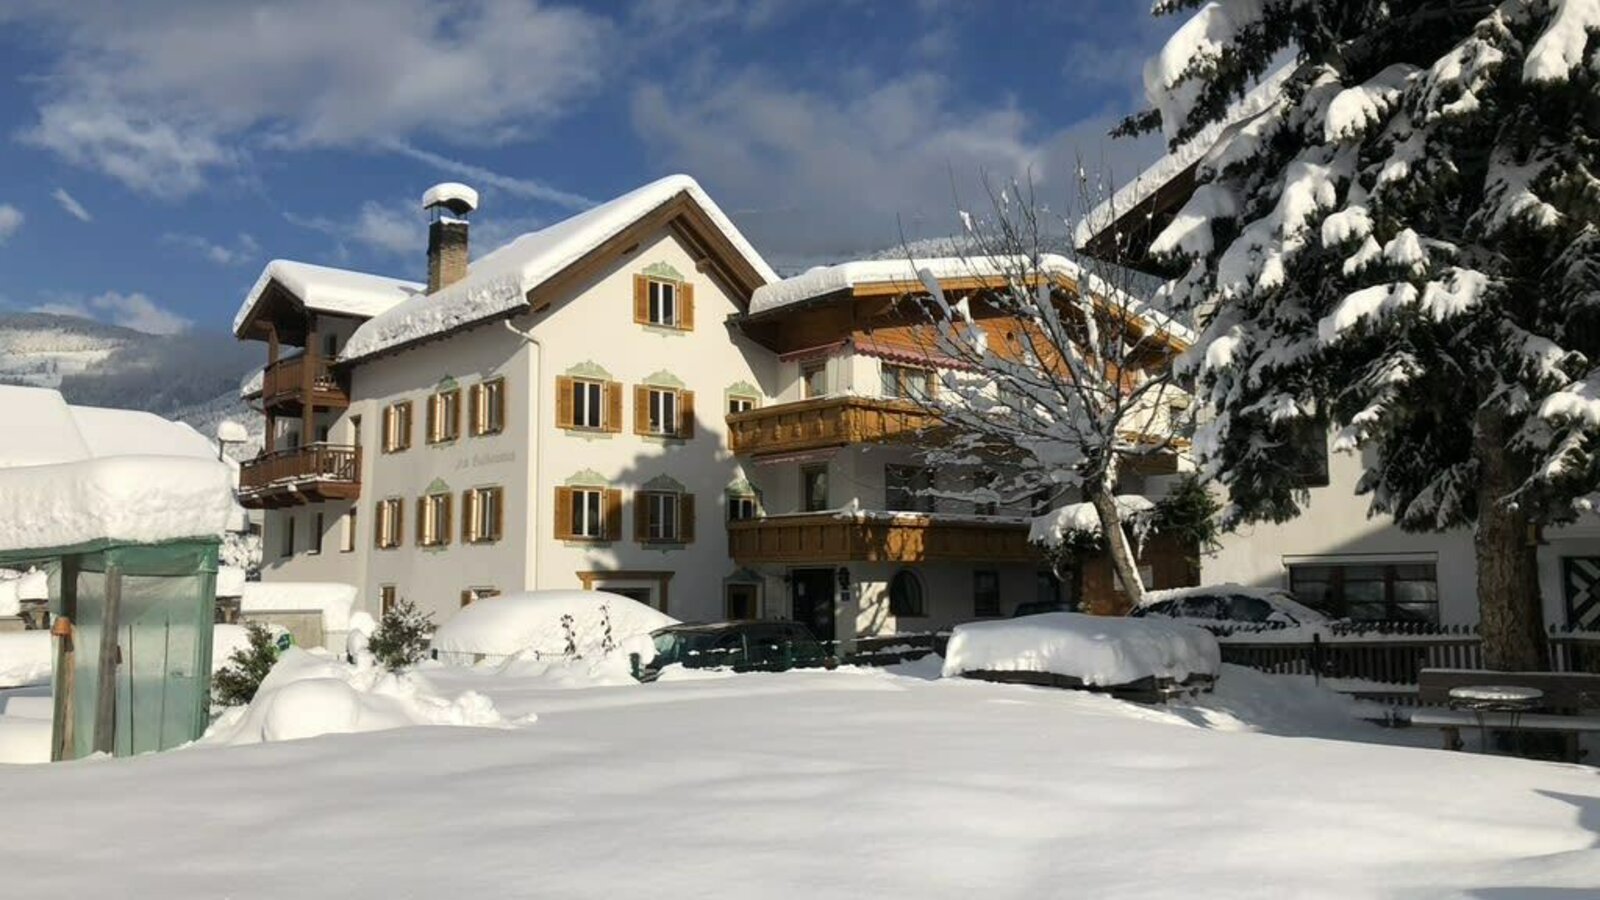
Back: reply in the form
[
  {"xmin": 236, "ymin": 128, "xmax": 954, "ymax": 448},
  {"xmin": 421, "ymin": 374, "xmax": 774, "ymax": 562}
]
[
  {"xmin": 1090, "ymin": 486, "xmax": 1146, "ymax": 612},
  {"xmin": 1474, "ymin": 405, "xmax": 1548, "ymax": 671}
]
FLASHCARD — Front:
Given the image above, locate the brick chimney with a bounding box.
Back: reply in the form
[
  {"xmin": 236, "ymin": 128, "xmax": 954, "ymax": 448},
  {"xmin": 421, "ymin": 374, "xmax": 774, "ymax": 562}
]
[{"xmin": 422, "ymin": 182, "xmax": 478, "ymax": 293}]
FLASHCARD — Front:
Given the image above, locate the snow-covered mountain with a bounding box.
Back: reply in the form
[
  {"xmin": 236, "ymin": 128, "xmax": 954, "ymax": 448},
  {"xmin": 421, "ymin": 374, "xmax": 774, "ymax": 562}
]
[{"xmin": 0, "ymin": 312, "xmax": 263, "ymax": 455}]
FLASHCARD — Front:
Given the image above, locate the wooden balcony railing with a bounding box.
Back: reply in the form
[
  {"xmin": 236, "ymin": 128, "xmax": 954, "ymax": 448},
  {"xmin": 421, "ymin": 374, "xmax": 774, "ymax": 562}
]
[
  {"xmin": 257, "ymin": 353, "xmax": 348, "ymax": 412},
  {"xmin": 728, "ymin": 512, "xmax": 1035, "ymax": 564},
  {"xmin": 726, "ymin": 396, "xmax": 942, "ymax": 456},
  {"xmin": 237, "ymin": 443, "xmax": 361, "ymax": 509}
]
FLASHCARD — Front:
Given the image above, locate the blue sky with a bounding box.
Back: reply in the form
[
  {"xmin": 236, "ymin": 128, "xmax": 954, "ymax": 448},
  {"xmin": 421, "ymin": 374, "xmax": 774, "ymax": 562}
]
[{"xmin": 0, "ymin": 1, "xmax": 1170, "ymax": 334}]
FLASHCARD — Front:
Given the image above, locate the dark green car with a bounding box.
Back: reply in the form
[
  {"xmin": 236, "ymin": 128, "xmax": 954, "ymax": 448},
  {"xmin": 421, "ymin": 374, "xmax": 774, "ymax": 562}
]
[{"xmin": 635, "ymin": 621, "xmax": 833, "ymax": 681}]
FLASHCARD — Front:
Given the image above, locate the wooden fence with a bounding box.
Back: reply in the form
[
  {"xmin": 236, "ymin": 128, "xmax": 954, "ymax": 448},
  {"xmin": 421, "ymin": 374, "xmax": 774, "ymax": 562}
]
[{"xmin": 1216, "ymin": 623, "xmax": 1600, "ymax": 696}]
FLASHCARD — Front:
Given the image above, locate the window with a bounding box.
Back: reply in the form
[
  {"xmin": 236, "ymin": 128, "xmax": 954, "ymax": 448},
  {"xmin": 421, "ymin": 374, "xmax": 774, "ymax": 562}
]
[
  {"xmin": 889, "ymin": 570, "xmax": 925, "ymax": 618},
  {"xmin": 726, "ymin": 584, "xmax": 759, "ymax": 620},
  {"xmin": 728, "ymin": 494, "xmax": 758, "ymax": 522},
  {"xmin": 573, "ymin": 379, "xmax": 603, "ymax": 429},
  {"xmin": 636, "ymin": 491, "xmax": 695, "ymax": 545},
  {"xmin": 341, "ymin": 508, "xmax": 357, "ymax": 553},
  {"xmin": 634, "ymin": 275, "xmax": 694, "ymax": 329},
  {"xmin": 572, "ymin": 487, "xmax": 604, "ymax": 539},
  {"xmin": 427, "ymin": 389, "xmax": 461, "ymax": 444},
  {"xmin": 469, "ymin": 378, "xmax": 506, "ymax": 436},
  {"xmin": 280, "ymin": 515, "xmax": 296, "ymax": 558},
  {"xmin": 1286, "ymin": 417, "xmax": 1330, "ymax": 488},
  {"xmin": 382, "ymin": 402, "xmax": 413, "ymax": 453},
  {"xmin": 801, "ymin": 360, "xmax": 827, "ymax": 398},
  {"xmin": 635, "ymin": 385, "xmax": 694, "ymax": 438},
  {"xmin": 727, "ymin": 394, "xmax": 758, "ymax": 415},
  {"xmin": 462, "ymin": 487, "xmax": 504, "ymax": 544},
  {"xmin": 380, "ymin": 585, "xmax": 397, "ymax": 616},
  {"xmin": 974, "ymin": 570, "xmax": 1001, "ymax": 617},
  {"xmin": 801, "ymin": 464, "xmax": 829, "ymax": 512},
  {"xmin": 556, "ymin": 486, "xmax": 620, "ymax": 541},
  {"xmin": 1289, "ymin": 562, "xmax": 1439, "ymax": 622},
  {"xmin": 886, "ymin": 465, "xmax": 935, "ymax": 512},
  {"xmin": 881, "ymin": 363, "xmax": 934, "ymax": 402},
  {"xmin": 322, "ymin": 333, "xmax": 339, "ymax": 359},
  {"xmin": 375, "ymin": 498, "xmax": 403, "ymax": 549},
  {"xmin": 461, "ymin": 587, "xmax": 499, "ymax": 607},
  {"xmin": 309, "ymin": 513, "xmax": 324, "ymax": 555},
  {"xmin": 418, "ymin": 492, "xmax": 452, "ymax": 547},
  {"xmin": 973, "ymin": 469, "xmax": 999, "ymax": 516}
]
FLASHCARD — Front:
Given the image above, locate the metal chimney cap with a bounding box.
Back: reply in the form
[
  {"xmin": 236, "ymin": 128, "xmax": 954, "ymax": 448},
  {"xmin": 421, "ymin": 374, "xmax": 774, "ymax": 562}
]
[{"xmin": 421, "ymin": 182, "xmax": 479, "ymax": 216}]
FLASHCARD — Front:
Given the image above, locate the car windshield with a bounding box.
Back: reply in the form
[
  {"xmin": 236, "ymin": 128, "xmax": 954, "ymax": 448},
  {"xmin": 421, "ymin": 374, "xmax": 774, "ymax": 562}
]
[{"xmin": 650, "ymin": 629, "xmax": 721, "ymax": 666}]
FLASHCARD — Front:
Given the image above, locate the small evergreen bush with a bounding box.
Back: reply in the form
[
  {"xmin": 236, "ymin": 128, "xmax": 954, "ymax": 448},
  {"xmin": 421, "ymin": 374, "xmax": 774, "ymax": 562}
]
[
  {"xmin": 213, "ymin": 622, "xmax": 280, "ymax": 707},
  {"xmin": 368, "ymin": 598, "xmax": 434, "ymax": 672}
]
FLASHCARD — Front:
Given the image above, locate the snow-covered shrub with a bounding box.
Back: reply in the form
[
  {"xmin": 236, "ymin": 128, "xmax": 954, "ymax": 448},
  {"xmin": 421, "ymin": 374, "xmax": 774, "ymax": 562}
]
[
  {"xmin": 213, "ymin": 622, "xmax": 281, "ymax": 707},
  {"xmin": 368, "ymin": 599, "xmax": 433, "ymax": 673}
]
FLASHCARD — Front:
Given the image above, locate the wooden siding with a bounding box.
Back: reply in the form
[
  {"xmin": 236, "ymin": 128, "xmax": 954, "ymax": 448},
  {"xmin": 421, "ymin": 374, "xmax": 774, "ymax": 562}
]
[
  {"xmin": 726, "ymin": 396, "xmax": 942, "ymax": 456},
  {"xmin": 728, "ymin": 513, "xmax": 1035, "ymax": 564},
  {"xmin": 238, "ymin": 444, "xmax": 361, "ymax": 509}
]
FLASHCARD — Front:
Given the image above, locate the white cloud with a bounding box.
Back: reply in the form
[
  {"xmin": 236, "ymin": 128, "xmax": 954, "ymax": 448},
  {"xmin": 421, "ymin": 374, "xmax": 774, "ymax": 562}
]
[
  {"xmin": 162, "ymin": 232, "xmax": 261, "ymax": 266},
  {"xmin": 29, "ymin": 291, "xmax": 191, "ymax": 334},
  {"xmin": 631, "ymin": 69, "xmax": 1160, "ymax": 264},
  {"xmin": 0, "ymin": 205, "xmax": 22, "ymax": 243},
  {"xmin": 13, "ymin": 1, "xmax": 613, "ymax": 195},
  {"xmin": 288, "ymin": 201, "xmax": 420, "ymax": 259},
  {"xmin": 51, "ymin": 188, "xmax": 93, "ymax": 222}
]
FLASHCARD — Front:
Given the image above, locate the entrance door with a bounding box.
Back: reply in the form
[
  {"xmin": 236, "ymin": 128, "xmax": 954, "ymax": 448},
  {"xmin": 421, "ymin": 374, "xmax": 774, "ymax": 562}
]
[
  {"xmin": 789, "ymin": 569, "xmax": 836, "ymax": 641},
  {"xmin": 1562, "ymin": 557, "xmax": 1600, "ymax": 630}
]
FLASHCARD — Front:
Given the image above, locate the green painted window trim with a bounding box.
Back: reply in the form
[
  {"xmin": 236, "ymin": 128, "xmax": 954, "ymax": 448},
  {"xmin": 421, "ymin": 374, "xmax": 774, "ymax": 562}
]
[
  {"xmin": 563, "ymin": 468, "xmax": 610, "ymax": 488},
  {"xmin": 642, "ymin": 369, "xmax": 687, "ymax": 389},
  {"xmin": 641, "ymin": 473, "xmax": 686, "ymax": 493},
  {"xmin": 425, "ymin": 477, "xmax": 452, "ymax": 494},
  {"xmin": 641, "ymin": 261, "xmax": 685, "ymax": 282},
  {"xmin": 564, "ymin": 360, "xmax": 614, "ymax": 380}
]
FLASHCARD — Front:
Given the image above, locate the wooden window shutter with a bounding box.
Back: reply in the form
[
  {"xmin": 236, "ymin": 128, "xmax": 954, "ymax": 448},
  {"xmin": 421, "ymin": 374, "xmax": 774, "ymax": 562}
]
[
  {"xmin": 555, "ymin": 376, "xmax": 575, "ymax": 429},
  {"xmin": 604, "ymin": 381, "xmax": 623, "ymax": 433},
  {"xmin": 395, "ymin": 498, "xmax": 404, "ymax": 546},
  {"xmin": 554, "ymin": 487, "xmax": 574, "ymax": 540},
  {"xmin": 633, "ymin": 275, "xmax": 650, "ymax": 324},
  {"xmin": 634, "ymin": 385, "xmax": 650, "ymax": 434},
  {"xmin": 635, "ymin": 493, "xmax": 652, "ymax": 542},
  {"xmin": 680, "ymin": 492, "xmax": 695, "ymax": 544},
  {"xmin": 426, "ymin": 395, "xmax": 438, "ymax": 443},
  {"xmin": 451, "ymin": 390, "xmax": 462, "ymax": 439},
  {"xmin": 416, "ymin": 496, "xmax": 427, "ymax": 544},
  {"xmin": 492, "ymin": 379, "xmax": 506, "ymax": 433},
  {"xmin": 461, "ymin": 491, "xmax": 474, "ymax": 543},
  {"xmin": 603, "ymin": 488, "xmax": 622, "ymax": 541},
  {"xmin": 460, "ymin": 590, "xmax": 473, "ymax": 608},
  {"xmin": 374, "ymin": 501, "xmax": 385, "ymax": 548},
  {"xmin": 442, "ymin": 494, "xmax": 453, "ymax": 545},
  {"xmin": 468, "ymin": 384, "xmax": 482, "ymax": 435},
  {"xmin": 381, "ymin": 405, "xmax": 393, "ymax": 451},
  {"xmin": 677, "ymin": 390, "xmax": 695, "ymax": 439},
  {"xmin": 398, "ymin": 402, "xmax": 412, "ymax": 450},
  {"xmin": 492, "ymin": 488, "xmax": 504, "ymax": 540},
  {"xmin": 679, "ymin": 283, "xmax": 695, "ymax": 330}
]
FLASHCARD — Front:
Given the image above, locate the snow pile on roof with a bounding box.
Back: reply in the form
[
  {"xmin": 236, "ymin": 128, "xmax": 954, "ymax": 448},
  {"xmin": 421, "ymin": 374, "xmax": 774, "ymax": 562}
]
[
  {"xmin": 422, "ymin": 182, "xmax": 479, "ymax": 213},
  {"xmin": 0, "ymin": 455, "xmax": 240, "ymax": 552},
  {"xmin": 343, "ymin": 174, "xmax": 777, "ymax": 362},
  {"xmin": 240, "ymin": 582, "xmax": 358, "ymax": 632},
  {"xmin": 201, "ymin": 647, "xmax": 508, "ymax": 746},
  {"xmin": 69, "ymin": 405, "xmax": 216, "ymax": 460},
  {"xmin": 1029, "ymin": 494, "xmax": 1155, "ymax": 547},
  {"xmin": 0, "ymin": 632, "xmax": 52, "ymax": 688},
  {"xmin": 1074, "ymin": 64, "xmax": 1295, "ymax": 251},
  {"xmin": 0, "ymin": 569, "xmax": 48, "ymax": 617},
  {"xmin": 942, "ymin": 612, "xmax": 1220, "ymax": 687},
  {"xmin": 431, "ymin": 589, "xmax": 677, "ymax": 660},
  {"xmin": 232, "ymin": 260, "xmax": 424, "ymax": 337}
]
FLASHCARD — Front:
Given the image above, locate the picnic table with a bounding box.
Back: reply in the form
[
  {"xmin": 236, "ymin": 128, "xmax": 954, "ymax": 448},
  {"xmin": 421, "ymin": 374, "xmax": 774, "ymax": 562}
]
[
  {"xmin": 1446, "ymin": 684, "xmax": 1543, "ymax": 752},
  {"xmin": 1412, "ymin": 669, "xmax": 1600, "ymax": 761}
]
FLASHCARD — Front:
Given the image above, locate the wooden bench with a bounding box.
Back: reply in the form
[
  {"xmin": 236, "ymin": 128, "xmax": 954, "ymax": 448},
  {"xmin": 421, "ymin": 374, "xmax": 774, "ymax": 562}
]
[{"xmin": 1413, "ymin": 669, "xmax": 1600, "ymax": 760}]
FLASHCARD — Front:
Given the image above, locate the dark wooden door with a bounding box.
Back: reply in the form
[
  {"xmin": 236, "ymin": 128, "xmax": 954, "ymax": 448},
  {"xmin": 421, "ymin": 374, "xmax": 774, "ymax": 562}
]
[{"xmin": 789, "ymin": 569, "xmax": 836, "ymax": 642}]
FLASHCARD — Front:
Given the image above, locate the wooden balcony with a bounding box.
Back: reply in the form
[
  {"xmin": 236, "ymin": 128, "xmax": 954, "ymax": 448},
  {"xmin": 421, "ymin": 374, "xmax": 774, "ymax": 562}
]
[
  {"xmin": 237, "ymin": 444, "xmax": 361, "ymax": 509},
  {"xmin": 728, "ymin": 512, "xmax": 1036, "ymax": 565},
  {"xmin": 255, "ymin": 353, "xmax": 349, "ymax": 415},
  {"xmin": 726, "ymin": 396, "xmax": 942, "ymax": 457}
]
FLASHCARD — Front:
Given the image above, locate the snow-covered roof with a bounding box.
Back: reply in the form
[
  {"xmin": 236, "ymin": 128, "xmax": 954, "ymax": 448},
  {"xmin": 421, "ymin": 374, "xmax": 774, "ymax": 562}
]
[
  {"xmin": 0, "ymin": 386, "xmax": 241, "ymax": 552},
  {"xmin": 342, "ymin": 174, "xmax": 777, "ymax": 362},
  {"xmin": 232, "ymin": 260, "xmax": 424, "ymax": 337},
  {"xmin": 1073, "ymin": 64, "xmax": 1295, "ymax": 251},
  {"xmin": 240, "ymin": 581, "xmax": 359, "ymax": 632},
  {"xmin": 750, "ymin": 254, "xmax": 1195, "ymax": 345}
]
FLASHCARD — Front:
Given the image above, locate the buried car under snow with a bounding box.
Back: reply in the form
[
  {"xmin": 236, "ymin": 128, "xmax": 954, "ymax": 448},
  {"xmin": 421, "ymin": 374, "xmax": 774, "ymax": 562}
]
[
  {"xmin": 430, "ymin": 589, "xmax": 677, "ymax": 664},
  {"xmin": 1130, "ymin": 584, "xmax": 1328, "ymax": 630},
  {"xmin": 942, "ymin": 612, "xmax": 1221, "ymax": 701},
  {"xmin": 633, "ymin": 621, "xmax": 834, "ymax": 681}
]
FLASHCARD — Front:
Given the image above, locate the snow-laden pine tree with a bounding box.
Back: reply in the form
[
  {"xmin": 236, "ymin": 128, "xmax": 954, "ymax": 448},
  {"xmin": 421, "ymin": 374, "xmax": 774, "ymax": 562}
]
[
  {"xmin": 1134, "ymin": 0, "xmax": 1600, "ymax": 667},
  {"xmin": 895, "ymin": 181, "xmax": 1194, "ymax": 608}
]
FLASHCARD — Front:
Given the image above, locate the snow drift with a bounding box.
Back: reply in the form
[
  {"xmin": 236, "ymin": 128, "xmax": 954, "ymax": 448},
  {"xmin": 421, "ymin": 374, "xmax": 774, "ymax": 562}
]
[
  {"xmin": 430, "ymin": 590, "xmax": 677, "ymax": 661},
  {"xmin": 942, "ymin": 613, "xmax": 1221, "ymax": 687},
  {"xmin": 202, "ymin": 648, "xmax": 507, "ymax": 746}
]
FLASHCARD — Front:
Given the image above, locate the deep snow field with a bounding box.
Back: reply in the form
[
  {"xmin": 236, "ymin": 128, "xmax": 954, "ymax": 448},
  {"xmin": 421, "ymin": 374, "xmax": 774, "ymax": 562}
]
[{"xmin": 2, "ymin": 658, "xmax": 1598, "ymax": 898}]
